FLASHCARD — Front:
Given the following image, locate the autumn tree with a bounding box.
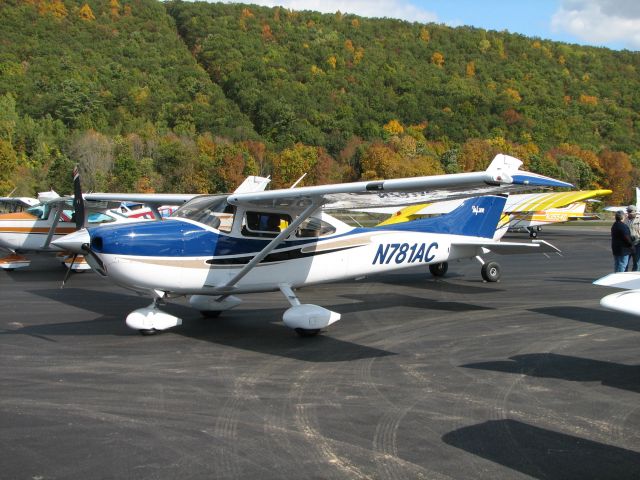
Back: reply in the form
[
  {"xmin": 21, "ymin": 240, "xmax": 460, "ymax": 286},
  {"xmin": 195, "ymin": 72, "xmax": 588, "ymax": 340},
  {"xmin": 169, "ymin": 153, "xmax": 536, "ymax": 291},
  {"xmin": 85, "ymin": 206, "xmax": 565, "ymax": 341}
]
[
  {"xmin": 358, "ymin": 142, "xmax": 403, "ymax": 179},
  {"xmin": 456, "ymin": 139, "xmax": 495, "ymax": 172},
  {"xmin": 270, "ymin": 143, "xmax": 335, "ymax": 188},
  {"xmin": 598, "ymin": 150, "xmax": 633, "ymax": 204},
  {"xmin": 383, "ymin": 119, "xmax": 404, "ymax": 137},
  {"xmin": 78, "ymin": 3, "xmax": 95, "ymax": 21},
  {"xmin": 109, "ymin": 0, "xmax": 121, "ymax": 19}
]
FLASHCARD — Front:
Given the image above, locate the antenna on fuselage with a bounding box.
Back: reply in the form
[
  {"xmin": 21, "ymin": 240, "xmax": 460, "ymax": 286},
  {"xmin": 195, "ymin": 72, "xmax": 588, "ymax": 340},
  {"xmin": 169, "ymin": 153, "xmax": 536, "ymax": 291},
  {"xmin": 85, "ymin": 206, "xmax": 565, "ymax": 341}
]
[{"xmin": 289, "ymin": 173, "xmax": 307, "ymax": 189}]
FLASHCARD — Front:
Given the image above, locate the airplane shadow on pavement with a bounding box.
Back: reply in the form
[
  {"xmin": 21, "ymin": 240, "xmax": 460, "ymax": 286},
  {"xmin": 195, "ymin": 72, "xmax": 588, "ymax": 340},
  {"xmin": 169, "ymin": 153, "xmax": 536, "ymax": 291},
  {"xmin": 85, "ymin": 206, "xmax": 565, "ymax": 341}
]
[
  {"xmin": 10, "ymin": 288, "xmax": 395, "ymax": 362},
  {"xmin": 442, "ymin": 419, "xmax": 640, "ymax": 480},
  {"xmin": 461, "ymin": 353, "xmax": 640, "ymax": 394},
  {"xmin": 332, "ymin": 292, "xmax": 492, "ymax": 314},
  {"xmin": 531, "ymin": 306, "xmax": 640, "ymax": 333}
]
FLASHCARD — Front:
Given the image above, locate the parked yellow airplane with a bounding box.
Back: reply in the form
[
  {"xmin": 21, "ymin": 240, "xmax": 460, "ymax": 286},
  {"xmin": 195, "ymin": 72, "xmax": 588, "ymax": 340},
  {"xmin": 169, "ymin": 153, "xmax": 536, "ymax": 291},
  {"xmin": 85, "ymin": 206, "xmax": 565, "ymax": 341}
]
[{"xmin": 376, "ymin": 189, "xmax": 611, "ymax": 238}]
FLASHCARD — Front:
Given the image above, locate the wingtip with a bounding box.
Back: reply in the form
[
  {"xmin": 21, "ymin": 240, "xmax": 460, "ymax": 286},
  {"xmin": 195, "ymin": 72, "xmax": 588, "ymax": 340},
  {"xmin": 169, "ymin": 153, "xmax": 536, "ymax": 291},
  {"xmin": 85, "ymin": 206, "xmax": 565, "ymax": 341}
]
[{"xmin": 510, "ymin": 174, "xmax": 573, "ymax": 189}]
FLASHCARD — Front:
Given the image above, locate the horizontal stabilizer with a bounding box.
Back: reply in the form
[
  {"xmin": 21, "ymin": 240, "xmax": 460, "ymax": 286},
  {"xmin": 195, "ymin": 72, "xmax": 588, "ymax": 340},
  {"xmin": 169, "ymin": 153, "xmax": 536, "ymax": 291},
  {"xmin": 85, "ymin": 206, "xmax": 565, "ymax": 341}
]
[{"xmin": 476, "ymin": 239, "xmax": 561, "ymax": 255}]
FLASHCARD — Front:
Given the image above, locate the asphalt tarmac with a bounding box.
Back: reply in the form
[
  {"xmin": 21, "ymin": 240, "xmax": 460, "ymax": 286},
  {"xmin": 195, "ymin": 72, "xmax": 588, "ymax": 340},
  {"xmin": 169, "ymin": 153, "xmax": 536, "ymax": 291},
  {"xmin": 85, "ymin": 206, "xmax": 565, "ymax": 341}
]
[{"xmin": 1, "ymin": 226, "xmax": 639, "ymax": 479}]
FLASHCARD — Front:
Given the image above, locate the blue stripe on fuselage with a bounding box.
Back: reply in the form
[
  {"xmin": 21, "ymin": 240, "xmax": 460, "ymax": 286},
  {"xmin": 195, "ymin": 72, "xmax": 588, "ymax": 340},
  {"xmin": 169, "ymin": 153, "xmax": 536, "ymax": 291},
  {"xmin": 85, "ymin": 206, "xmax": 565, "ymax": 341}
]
[
  {"xmin": 88, "ymin": 195, "xmax": 505, "ymax": 258},
  {"xmin": 88, "ymin": 219, "xmax": 317, "ymax": 257}
]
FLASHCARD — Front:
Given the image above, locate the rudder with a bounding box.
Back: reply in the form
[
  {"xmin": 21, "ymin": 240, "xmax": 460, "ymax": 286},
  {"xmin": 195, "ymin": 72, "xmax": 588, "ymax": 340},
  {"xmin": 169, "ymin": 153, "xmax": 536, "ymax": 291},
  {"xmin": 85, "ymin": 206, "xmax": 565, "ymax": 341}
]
[{"xmin": 383, "ymin": 195, "xmax": 507, "ymax": 238}]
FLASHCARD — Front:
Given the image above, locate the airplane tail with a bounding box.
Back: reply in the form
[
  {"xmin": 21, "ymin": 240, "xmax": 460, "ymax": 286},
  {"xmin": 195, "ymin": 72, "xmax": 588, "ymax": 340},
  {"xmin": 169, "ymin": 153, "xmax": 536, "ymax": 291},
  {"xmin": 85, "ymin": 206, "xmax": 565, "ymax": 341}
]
[{"xmin": 383, "ymin": 195, "xmax": 507, "ymax": 238}]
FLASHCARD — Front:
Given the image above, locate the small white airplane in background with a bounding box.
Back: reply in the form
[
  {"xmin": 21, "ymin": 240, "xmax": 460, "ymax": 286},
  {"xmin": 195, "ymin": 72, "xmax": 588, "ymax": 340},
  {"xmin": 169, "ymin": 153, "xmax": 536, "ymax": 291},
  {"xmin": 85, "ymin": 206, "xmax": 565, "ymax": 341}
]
[
  {"xmin": 593, "ymin": 272, "xmax": 640, "ymax": 317},
  {"xmin": 0, "ymin": 196, "xmax": 40, "ymax": 213},
  {"xmin": 0, "ymin": 173, "xmax": 270, "ymax": 271},
  {"xmin": 54, "ymin": 154, "xmax": 572, "ymax": 337},
  {"xmin": 604, "ymin": 187, "xmax": 640, "ymax": 213}
]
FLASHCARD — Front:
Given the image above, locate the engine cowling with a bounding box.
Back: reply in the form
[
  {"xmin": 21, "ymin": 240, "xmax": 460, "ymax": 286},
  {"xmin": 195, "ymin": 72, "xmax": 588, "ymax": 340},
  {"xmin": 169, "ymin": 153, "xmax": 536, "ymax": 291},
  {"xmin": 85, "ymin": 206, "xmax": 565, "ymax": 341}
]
[{"xmin": 282, "ymin": 304, "xmax": 341, "ymax": 330}]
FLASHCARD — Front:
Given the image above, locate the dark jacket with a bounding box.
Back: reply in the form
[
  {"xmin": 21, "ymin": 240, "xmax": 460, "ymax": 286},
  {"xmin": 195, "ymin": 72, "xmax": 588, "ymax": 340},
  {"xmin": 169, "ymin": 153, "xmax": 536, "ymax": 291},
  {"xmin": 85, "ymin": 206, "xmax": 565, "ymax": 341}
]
[{"xmin": 611, "ymin": 220, "xmax": 633, "ymax": 255}]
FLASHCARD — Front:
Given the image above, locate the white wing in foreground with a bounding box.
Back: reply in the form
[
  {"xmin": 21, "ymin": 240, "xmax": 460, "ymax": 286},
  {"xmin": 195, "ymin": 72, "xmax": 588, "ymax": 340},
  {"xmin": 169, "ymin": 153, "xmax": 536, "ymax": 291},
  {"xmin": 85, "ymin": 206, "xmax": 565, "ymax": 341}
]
[{"xmin": 593, "ymin": 272, "xmax": 640, "ymax": 317}]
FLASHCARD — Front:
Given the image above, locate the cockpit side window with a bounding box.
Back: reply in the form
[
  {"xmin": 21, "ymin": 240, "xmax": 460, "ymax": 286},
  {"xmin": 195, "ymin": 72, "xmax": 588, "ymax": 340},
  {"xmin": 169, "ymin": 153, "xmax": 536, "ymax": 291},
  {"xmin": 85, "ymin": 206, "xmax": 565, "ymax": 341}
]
[
  {"xmin": 87, "ymin": 213, "xmax": 116, "ymax": 224},
  {"xmin": 172, "ymin": 196, "xmax": 235, "ymax": 232},
  {"xmin": 242, "ymin": 212, "xmax": 291, "ymax": 238},
  {"xmin": 295, "ymin": 217, "xmax": 336, "ymax": 237},
  {"xmin": 26, "ymin": 204, "xmax": 50, "ymax": 220}
]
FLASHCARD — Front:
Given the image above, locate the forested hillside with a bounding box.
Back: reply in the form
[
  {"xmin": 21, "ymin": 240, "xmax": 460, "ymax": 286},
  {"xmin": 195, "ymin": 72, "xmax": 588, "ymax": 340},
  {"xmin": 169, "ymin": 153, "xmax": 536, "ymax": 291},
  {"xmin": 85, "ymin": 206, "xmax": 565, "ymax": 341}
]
[
  {"xmin": 0, "ymin": 0, "xmax": 257, "ymax": 194},
  {"xmin": 1, "ymin": 0, "xmax": 639, "ymax": 203}
]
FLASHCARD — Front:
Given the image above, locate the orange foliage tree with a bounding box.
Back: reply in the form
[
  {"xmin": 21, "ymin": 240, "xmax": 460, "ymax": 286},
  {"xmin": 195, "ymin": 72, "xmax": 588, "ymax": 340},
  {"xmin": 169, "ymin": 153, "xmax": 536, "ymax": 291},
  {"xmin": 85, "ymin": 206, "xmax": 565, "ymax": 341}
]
[
  {"xmin": 598, "ymin": 150, "xmax": 633, "ymax": 203},
  {"xmin": 431, "ymin": 52, "xmax": 444, "ymax": 67},
  {"xmin": 270, "ymin": 144, "xmax": 337, "ymax": 188}
]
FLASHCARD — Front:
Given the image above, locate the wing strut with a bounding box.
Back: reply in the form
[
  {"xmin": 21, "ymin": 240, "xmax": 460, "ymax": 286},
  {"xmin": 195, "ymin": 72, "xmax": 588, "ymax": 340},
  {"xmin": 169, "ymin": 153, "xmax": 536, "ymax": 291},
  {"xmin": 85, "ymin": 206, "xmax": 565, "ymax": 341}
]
[
  {"xmin": 43, "ymin": 207, "xmax": 63, "ymax": 249},
  {"xmin": 217, "ymin": 198, "xmax": 321, "ymax": 291}
]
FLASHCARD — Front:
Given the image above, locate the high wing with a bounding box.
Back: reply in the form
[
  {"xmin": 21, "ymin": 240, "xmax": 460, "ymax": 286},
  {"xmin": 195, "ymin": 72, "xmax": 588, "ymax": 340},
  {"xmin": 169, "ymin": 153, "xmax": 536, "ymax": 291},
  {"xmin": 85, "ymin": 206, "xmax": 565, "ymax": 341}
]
[
  {"xmin": 228, "ymin": 154, "xmax": 572, "ymax": 210},
  {"xmin": 82, "ymin": 175, "xmax": 271, "ymax": 207},
  {"xmin": 83, "ymin": 192, "xmax": 197, "ymax": 207}
]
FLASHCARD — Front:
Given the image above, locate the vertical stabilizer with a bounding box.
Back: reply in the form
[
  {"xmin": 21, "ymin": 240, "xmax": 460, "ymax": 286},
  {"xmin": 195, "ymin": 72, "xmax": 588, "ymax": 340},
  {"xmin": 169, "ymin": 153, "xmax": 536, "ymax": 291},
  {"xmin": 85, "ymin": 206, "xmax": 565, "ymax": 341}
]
[{"xmin": 383, "ymin": 195, "xmax": 507, "ymax": 238}]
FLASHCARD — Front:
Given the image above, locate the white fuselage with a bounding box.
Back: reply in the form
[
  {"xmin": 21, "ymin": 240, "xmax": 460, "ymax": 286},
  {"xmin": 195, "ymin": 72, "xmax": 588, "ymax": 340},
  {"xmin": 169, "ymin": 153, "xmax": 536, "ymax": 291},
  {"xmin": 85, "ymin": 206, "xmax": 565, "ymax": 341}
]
[
  {"xmin": 96, "ymin": 227, "xmax": 471, "ymax": 295},
  {"xmin": 0, "ymin": 212, "xmax": 77, "ymax": 252}
]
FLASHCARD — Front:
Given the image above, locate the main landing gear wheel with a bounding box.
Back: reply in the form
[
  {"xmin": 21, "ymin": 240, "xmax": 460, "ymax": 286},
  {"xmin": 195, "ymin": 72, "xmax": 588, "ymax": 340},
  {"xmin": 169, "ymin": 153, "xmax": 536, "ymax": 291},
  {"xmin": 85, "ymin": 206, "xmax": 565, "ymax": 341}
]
[
  {"xmin": 139, "ymin": 329, "xmax": 158, "ymax": 336},
  {"xmin": 481, "ymin": 261, "xmax": 501, "ymax": 282},
  {"xmin": 429, "ymin": 262, "xmax": 449, "ymax": 277},
  {"xmin": 200, "ymin": 310, "xmax": 222, "ymax": 318},
  {"xmin": 295, "ymin": 328, "xmax": 321, "ymax": 337}
]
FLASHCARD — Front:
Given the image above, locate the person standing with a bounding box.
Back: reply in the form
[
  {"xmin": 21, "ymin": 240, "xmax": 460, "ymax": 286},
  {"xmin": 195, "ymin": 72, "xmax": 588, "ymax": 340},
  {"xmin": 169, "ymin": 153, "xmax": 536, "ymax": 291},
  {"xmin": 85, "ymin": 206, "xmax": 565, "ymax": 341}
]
[
  {"xmin": 611, "ymin": 210, "xmax": 633, "ymax": 272},
  {"xmin": 624, "ymin": 205, "xmax": 640, "ymax": 271}
]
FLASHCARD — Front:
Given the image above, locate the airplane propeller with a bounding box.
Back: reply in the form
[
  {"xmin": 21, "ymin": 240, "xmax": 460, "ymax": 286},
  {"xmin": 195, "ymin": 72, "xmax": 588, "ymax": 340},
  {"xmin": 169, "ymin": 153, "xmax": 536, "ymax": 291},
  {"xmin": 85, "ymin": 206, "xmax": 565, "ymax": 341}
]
[{"xmin": 61, "ymin": 165, "xmax": 86, "ymax": 288}]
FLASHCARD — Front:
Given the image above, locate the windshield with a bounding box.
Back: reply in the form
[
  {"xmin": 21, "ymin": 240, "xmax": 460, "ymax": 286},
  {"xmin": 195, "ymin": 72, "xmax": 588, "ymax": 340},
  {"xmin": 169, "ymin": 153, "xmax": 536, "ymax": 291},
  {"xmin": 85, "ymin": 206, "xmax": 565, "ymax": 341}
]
[
  {"xmin": 26, "ymin": 203, "xmax": 51, "ymax": 220},
  {"xmin": 172, "ymin": 195, "xmax": 234, "ymax": 232}
]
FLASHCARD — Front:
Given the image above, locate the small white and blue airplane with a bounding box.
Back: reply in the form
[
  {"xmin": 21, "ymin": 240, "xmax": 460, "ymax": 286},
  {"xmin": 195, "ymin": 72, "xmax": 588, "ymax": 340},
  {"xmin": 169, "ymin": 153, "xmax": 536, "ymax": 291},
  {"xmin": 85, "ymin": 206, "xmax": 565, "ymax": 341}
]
[{"xmin": 54, "ymin": 154, "xmax": 572, "ymax": 337}]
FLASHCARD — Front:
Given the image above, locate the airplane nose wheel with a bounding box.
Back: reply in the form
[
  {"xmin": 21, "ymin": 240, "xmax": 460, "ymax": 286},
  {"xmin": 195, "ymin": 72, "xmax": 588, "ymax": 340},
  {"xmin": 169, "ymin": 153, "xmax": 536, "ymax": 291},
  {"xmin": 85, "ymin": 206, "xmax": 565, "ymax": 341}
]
[{"xmin": 481, "ymin": 261, "xmax": 501, "ymax": 282}]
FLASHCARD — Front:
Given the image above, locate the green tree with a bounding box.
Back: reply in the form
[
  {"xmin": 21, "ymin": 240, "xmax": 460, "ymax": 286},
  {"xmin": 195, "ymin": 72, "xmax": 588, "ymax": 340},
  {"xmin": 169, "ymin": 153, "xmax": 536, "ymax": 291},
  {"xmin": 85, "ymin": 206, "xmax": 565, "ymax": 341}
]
[{"xmin": 0, "ymin": 140, "xmax": 18, "ymax": 195}]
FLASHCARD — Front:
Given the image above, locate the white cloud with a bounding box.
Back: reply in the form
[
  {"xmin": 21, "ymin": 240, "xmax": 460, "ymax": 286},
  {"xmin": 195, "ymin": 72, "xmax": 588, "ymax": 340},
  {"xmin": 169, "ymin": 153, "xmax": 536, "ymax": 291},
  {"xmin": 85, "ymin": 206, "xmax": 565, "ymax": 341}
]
[
  {"xmin": 551, "ymin": 0, "xmax": 640, "ymax": 49},
  {"xmin": 220, "ymin": 1, "xmax": 438, "ymax": 24}
]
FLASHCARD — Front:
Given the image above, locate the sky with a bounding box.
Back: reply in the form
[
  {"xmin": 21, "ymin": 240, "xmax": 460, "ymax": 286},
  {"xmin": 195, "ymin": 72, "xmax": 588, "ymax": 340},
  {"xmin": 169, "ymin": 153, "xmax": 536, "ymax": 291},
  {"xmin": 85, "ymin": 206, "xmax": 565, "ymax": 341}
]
[{"xmin": 215, "ymin": 0, "xmax": 640, "ymax": 51}]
